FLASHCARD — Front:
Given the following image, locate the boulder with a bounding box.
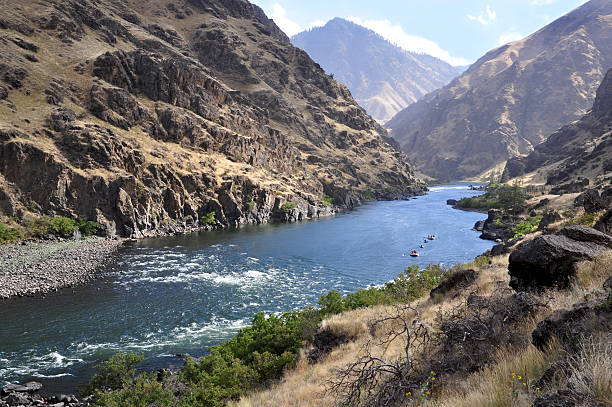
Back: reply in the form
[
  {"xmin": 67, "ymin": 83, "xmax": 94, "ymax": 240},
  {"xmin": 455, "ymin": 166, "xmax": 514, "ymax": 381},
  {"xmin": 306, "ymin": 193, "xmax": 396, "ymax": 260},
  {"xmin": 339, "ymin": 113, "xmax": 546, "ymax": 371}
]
[
  {"xmin": 532, "ymin": 300, "xmax": 612, "ymax": 353},
  {"xmin": 538, "ymin": 210, "xmax": 562, "ymax": 230},
  {"xmin": 594, "ymin": 208, "xmax": 612, "ymax": 236},
  {"xmin": 508, "ymin": 227, "xmax": 611, "ymax": 291},
  {"xmin": 575, "ymin": 189, "xmax": 610, "ymax": 213},
  {"xmin": 430, "ymin": 269, "xmax": 478, "ymax": 299},
  {"xmin": 0, "ymin": 85, "xmax": 7, "ymax": 99},
  {"xmin": 474, "ymin": 220, "xmax": 485, "ymax": 231},
  {"xmin": 559, "ymin": 225, "xmax": 612, "ymax": 248},
  {"xmin": 446, "ymin": 199, "xmax": 458, "ymax": 205},
  {"xmin": 490, "ymin": 243, "xmax": 510, "ymax": 256}
]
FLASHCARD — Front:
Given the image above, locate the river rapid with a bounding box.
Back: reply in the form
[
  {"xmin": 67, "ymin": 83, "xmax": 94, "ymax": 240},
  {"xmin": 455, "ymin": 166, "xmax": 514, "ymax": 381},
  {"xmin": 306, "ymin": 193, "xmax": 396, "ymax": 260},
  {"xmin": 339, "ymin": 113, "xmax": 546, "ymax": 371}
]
[{"xmin": 0, "ymin": 184, "xmax": 493, "ymax": 393}]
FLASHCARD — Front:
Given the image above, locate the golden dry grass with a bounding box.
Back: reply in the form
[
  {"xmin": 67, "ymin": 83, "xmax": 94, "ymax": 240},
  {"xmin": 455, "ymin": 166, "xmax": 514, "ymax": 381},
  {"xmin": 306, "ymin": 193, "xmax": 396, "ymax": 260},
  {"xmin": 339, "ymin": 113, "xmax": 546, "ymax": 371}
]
[{"xmin": 235, "ymin": 249, "xmax": 612, "ymax": 407}]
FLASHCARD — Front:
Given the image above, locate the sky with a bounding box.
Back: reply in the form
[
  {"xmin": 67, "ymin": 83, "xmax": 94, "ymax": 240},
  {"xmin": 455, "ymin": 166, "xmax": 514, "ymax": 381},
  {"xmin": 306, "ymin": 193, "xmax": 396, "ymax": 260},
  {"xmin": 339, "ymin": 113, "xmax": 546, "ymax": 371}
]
[{"xmin": 250, "ymin": 0, "xmax": 588, "ymax": 66}]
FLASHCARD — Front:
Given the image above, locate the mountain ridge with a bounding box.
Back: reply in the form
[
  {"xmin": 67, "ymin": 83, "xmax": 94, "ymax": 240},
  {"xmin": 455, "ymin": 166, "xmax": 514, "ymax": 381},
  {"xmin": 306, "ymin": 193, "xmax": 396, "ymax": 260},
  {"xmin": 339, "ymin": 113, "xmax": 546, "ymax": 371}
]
[
  {"xmin": 0, "ymin": 0, "xmax": 425, "ymax": 238},
  {"xmin": 291, "ymin": 18, "xmax": 460, "ymax": 123},
  {"xmin": 388, "ymin": 0, "xmax": 612, "ymax": 181}
]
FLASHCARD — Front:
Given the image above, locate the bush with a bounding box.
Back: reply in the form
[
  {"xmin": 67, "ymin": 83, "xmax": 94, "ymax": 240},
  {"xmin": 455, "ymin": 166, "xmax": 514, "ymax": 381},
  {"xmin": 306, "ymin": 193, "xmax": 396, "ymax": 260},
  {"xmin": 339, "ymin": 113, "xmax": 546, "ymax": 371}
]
[
  {"xmin": 77, "ymin": 219, "xmax": 100, "ymax": 237},
  {"xmin": 322, "ymin": 196, "xmax": 334, "ymax": 206},
  {"xmin": 457, "ymin": 184, "xmax": 527, "ymax": 211},
  {"xmin": 200, "ymin": 212, "xmax": 216, "ymax": 226},
  {"xmin": 280, "ymin": 202, "xmax": 296, "ymax": 212},
  {"xmin": 86, "ymin": 353, "xmax": 145, "ymax": 393},
  {"xmin": 91, "ymin": 373, "xmax": 175, "ymax": 407},
  {"xmin": 513, "ymin": 216, "xmax": 542, "ymax": 238},
  {"xmin": 0, "ymin": 223, "xmax": 23, "ymax": 243},
  {"xmin": 50, "ymin": 216, "xmax": 78, "ymax": 237}
]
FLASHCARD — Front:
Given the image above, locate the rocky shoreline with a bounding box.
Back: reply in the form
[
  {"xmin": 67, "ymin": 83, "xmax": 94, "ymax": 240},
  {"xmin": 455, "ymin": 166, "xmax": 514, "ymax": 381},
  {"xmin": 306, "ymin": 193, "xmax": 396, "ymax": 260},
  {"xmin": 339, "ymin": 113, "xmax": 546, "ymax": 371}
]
[{"xmin": 0, "ymin": 237, "xmax": 124, "ymax": 300}]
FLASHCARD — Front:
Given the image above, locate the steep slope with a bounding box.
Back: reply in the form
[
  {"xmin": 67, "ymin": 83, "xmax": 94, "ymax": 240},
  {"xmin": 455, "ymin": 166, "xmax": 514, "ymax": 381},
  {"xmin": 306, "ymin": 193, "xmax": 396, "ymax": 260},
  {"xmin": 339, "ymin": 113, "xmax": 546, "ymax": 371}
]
[
  {"xmin": 504, "ymin": 68, "xmax": 612, "ymax": 188},
  {"xmin": 291, "ymin": 18, "xmax": 460, "ymax": 123},
  {"xmin": 388, "ymin": 0, "xmax": 612, "ymax": 181},
  {"xmin": 0, "ymin": 0, "xmax": 425, "ymax": 238}
]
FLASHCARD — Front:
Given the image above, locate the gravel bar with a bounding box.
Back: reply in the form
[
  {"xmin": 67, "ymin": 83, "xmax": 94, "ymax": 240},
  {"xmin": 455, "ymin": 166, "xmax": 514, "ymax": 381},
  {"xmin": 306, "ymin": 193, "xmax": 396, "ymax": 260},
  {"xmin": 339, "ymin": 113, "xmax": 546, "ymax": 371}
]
[{"xmin": 0, "ymin": 237, "xmax": 124, "ymax": 299}]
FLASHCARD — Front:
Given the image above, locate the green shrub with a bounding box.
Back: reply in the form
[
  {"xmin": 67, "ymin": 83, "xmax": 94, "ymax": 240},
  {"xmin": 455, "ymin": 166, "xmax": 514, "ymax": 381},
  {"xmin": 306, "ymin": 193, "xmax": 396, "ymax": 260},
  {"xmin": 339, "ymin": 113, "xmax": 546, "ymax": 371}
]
[
  {"xmin": 384, "ymin": 264, "xmax": 448, "ymax": 302},
  {"xmin": 364, "ymin": 191, "xmax": 374, "ymax": 200},
  {"xmin": 200, "ymin": 212, "xmax": 216, "ymax": 226},
  {"xmin": 280, "ymin": 202, "xmax": 296, "ymax": 212},
  {"xmin": 318, "ymin": 290, "xmax": 346, "ymax": 316},
  {"xmin": 77, "ymin": 219, "xmax": 100, "ymax": 237},
  {"xmin": 322, "ymin": 196, "xmax": 334, "ymax": 206},
  {"xmin": 0, "ymin": 223, "xmax": 23, "ymax": 243},
  {"xmin": 513, "ymin": 216, "xmax": 542, "ymax": 238},
  {"xmin": 86, "ymin": 353, "xmax": 145, "ymax": 393},
  {"xmin": 50, "ymin": 217, "xmax": 77, "ymax": 237},
  {"xmin": 91, "ymin": 373, "xmax": 176, "ymax": 407}
]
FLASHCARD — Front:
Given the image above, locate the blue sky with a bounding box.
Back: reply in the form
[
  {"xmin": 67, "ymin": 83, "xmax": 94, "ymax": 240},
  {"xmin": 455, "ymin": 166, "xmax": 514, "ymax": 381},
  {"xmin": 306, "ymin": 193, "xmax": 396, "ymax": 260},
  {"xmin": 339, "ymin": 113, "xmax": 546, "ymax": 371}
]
[{"xmin": 250, "ymin": 0, "xmax": 588, "ymax": 66}]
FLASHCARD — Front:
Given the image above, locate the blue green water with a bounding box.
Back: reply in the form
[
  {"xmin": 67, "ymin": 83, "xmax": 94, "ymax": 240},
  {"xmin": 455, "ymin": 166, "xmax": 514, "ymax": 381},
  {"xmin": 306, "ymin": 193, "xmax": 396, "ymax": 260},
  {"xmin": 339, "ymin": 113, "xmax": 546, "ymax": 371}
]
[{"xmin": 0, "ymin": 184, "xmax": 493, "ymax": 393}]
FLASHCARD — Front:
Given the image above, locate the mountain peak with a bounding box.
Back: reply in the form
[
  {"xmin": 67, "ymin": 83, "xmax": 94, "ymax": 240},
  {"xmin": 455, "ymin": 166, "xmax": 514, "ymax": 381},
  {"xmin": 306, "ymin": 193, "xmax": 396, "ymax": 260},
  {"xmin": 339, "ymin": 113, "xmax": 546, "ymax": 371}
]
[{"xmin": 292, "ymin": 19, "xmax": 460, "ymax": 122}]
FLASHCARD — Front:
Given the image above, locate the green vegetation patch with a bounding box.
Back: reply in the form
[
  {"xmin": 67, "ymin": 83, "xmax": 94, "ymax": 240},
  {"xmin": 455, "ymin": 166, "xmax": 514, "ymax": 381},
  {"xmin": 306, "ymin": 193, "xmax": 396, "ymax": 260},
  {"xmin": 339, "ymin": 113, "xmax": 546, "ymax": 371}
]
[
  {"xmin": 0, "ymin": 223, "xmax": 24, "ymax": 243},
  {"xmin": 513, "ymin": 215, "xmax": 543, "ymax": 238},
  {"xmin": 321, "ymin": 196, "xmax": 334, "ymax": 206},
  {"xmin": 200, "ymin": 212, "xmax": 216, "ymax": 226},
  {"xmin": 280, "ymin": 202, "xmax": 296, "ymax": 212},
  {"xmin": 457, "ymin": 183, "xmax": 527, "ymax": 211}
]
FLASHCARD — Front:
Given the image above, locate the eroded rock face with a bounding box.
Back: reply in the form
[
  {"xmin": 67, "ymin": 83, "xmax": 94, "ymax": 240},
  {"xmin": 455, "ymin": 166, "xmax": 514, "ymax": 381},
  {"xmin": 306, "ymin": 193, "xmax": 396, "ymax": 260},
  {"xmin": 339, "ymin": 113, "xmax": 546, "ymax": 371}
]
[
  {"xmin": 0, "ymin": 0, "xmax": 425, "ymax": 237},
  {"xmin": 508, "ymin": 226, "xmax": 611, "ymax": 291}
]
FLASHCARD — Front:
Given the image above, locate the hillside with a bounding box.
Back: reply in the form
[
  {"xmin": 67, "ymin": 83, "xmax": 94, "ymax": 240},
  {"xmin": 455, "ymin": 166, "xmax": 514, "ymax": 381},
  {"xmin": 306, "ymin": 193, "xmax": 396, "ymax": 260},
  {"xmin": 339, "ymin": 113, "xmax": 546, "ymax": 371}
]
[
  {"xmin": 504, "ymin": 68, "xmax": 612, "ymax": 190},
  {"xmin": 388, "ymin": 0, "xmax": 612, "ymax": 181},
  {"xmin": 291, "ymin": 18, "xmax": 460, "ymax": 123},
  {"xmin": 0, "ymin": 0, "xmax": 425, "ymax": 238}
]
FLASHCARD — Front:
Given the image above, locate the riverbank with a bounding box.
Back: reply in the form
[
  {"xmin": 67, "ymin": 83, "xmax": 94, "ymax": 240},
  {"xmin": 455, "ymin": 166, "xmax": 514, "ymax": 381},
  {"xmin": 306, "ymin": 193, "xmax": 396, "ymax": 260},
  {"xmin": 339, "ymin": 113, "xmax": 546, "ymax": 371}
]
[{"xmin": 0, "ymin": 237, "xmax": 124, "ymax": 299}]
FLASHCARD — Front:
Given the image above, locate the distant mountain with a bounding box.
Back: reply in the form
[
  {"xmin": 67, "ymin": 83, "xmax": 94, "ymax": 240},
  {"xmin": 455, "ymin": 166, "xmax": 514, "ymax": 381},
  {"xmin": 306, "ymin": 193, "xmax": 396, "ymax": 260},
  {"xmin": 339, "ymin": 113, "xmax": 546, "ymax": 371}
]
[
  {"xmin": 291, "ymin": 18, "xmax": 461, "ymax": 123},
  {"xmin": 504, "ymin": 68, "xmax": 612, "ymax": 189},
  {"xmin": 388, "ymin": 0, "xmax": 612, "ymax": 181}
]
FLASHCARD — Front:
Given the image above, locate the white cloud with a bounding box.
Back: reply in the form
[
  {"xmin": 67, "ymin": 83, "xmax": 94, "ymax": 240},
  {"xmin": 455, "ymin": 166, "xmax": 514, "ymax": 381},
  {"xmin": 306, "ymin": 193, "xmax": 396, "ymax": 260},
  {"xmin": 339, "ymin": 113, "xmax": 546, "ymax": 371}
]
[
  {"xmin": 268, "ymin": 3, "xmax": 302, "ymax": 37},
  {"xmin": 467, "ymin": 4, "xmax": 496, "ymax": 25},
  {"xmin": 498, "ymin": 31, "xmax": 524, "ymax": 45},
  {"xmin": 307, "ymin": 20, "xmax": 327, "ymax": 30},
  {"xmin": 346, "ymin": 16, "xmax": 470, "ymax": 66}
]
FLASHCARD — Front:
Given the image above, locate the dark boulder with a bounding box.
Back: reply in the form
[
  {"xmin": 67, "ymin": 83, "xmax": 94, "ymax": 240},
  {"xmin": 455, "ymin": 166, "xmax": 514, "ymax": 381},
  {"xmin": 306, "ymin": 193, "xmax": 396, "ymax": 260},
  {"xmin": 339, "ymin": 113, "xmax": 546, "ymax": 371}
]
[
  {"xmin": 446, "ymin": 199, "xmax": 458, "ymax": 205},
  {"xmin": 594, "ymin": 208, "xmax": 612, "ymax": 236},
  {"xmin": 538, "ymin": 210, "xmax": 562, "ymax": 230},
  {"xmin": 490, "ymin": 243, "xmax": 510, "ymax": 256},
  {"xmin": 430, "ymin": 269, "xmax": 478, "ymax": 299},
  {"xmin": 508, "ymin": 227, "xmax": 610, "ymax": 291},
  {"xmin": 532, "ymin": 300, "xmax": 612, "ymax": 352},
  {"xmin": 0, "ymin": 85, "xmax": 7, "ymax": 99},
  {"xmin": 559, "ymin": 225, "xmax": 612, "ymax": 248},
  {"xmin": 474, "ymin": 220, "xmax": 485, "ymax": 231},
  {"xmin": 575, "ymin": 189, "xmax": 610, "ymax": 213}
]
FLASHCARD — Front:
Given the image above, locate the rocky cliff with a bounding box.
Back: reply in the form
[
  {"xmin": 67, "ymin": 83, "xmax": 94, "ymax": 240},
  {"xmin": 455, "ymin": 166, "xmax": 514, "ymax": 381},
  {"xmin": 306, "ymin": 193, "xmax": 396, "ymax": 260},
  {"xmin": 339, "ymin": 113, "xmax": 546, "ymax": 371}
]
[
  {"xmin": 0, "ymin": 0, "xmax": 425, "ymax": 238},
  {"xmin": 504, "ymin": 68, "xmax": 612, "ymax": 189},
  {"xmin": 292, "ymin": 18, "xmax": 460, "ymax": 123},
  {"xmin": 388, "ymin": 0, "xmax": 612, "ymax": 181}
]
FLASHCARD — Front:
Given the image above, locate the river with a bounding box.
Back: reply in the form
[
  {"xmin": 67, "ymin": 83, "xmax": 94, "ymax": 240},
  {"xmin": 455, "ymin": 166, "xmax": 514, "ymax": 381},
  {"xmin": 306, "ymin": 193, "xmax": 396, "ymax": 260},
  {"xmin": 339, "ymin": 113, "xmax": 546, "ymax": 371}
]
[{"xmin": 0, "ymin": 184, "xmax": 493, "ymax": 393}]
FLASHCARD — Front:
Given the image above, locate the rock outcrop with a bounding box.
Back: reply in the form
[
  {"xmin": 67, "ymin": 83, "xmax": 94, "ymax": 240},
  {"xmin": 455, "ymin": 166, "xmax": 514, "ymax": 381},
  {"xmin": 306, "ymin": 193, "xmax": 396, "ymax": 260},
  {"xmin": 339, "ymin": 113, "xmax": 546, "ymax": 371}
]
[
  {"xmin": 291, "ymin": 18, "xmax": 460, "ymax": 123},
  {"xmin": 508, "ymin": 226, "xmax": 612, "ymax": 291},
  {"xmin": 388, "ymin": 0, "xmax": 612, "ymax": 180},
  {"xmin": 0, "ymin": 0, "xmax": 425, "ymax": 238}
]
